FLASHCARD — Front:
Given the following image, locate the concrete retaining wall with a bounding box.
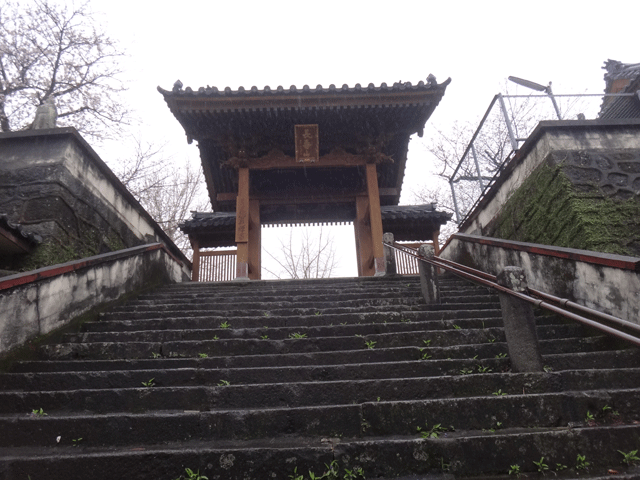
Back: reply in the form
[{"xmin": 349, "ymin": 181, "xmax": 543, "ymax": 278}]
[
  {"xmin": 460, "ymin": 120, "xmax": 640, "ymax": 257},
  {"xmin": 440, "ymin": 233, "xmax": 640, "ymax": 323},
  {"xmin": 0, "ymin": 243, "xmax": 188, "ymax": 355},
  {"xmin": 0, "ymin": 128, "xmax": 190, "ymax": 271}
]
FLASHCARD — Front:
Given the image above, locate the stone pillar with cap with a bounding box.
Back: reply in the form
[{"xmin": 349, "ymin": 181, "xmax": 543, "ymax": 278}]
[
  {"xmin": 418, "ymin": 244, "xmax": 440, "ymax": 304},
  {"xmin": 382, "ymin": 232, "xmax": 397, "ymax": 276},
  {"xmin": 496, "ymin": 266, "xmax": 543, "ymax": 372}
]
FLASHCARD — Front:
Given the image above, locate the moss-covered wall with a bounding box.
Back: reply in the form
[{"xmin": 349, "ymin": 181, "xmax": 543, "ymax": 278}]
[{"xmin": 485, "ymin": 150, "xmax": 640, "ymax": 257}]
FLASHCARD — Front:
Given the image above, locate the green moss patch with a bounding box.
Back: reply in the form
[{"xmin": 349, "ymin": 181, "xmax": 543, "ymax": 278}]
[{"xmin": 488, "ymin": 163, "xmax": 640, "ymax": 256}]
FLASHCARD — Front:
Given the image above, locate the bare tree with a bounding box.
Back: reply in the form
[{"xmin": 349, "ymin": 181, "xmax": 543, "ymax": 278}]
[
  {"xmin": 412, "ymin": 83, "xmax": 586, "ymax": 237},
  {"xmin": 264, "ymin": 227, "xmax": 338, "ymax": 279},
  {"xmin": 114, "ymin": 140, "xmax": 208, "ymax": 255},
  {"xmin": 0, "ymin": 0, "xmax": 127, "ymax": 140}
]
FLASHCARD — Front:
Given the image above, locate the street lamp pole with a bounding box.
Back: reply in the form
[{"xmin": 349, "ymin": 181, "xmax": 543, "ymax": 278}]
[{"xmin": 508, "ymin": 76, "xmax": 562, "ymax": 120}]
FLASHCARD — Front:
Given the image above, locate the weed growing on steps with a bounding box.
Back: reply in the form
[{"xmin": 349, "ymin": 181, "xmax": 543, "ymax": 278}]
[
  {"xmin": 217, "ymin": 380, "xmax": 230, "ymax": 386},
  {"xmin": 575, "ymin": 453, "xmax": 590, "ymax": 470},
  {"xmin": 476, "ymin": 365, "xmax": 492, "ymax": 373},
  {"xmin": 543, "ymin": 365, "xmax": 553, "ymax": 372},
  {"xmin": 508, "ymin": 464, "xmax": 521, "ymax": 477},
  {"xmin": 289, "ymin": 332, "xmax": 307, "ymax": 339},
  {"xmin": 219, "ymin": 321, "xmax": 230, "ymax": 329},
  {"xmin": 364, "ymin": 340, "xmax": 376, "ymax": 349},
  {"xmin": 72, "ymin": 437, "xmax": 82, "ymax": 447},
  {"xmin": 492, "ymin": 389, "xmax": 507, "ymax": 396},
  {"xmin": 261, "ymin": 335, "xmax": 269, "ymax": 340},
  {"xmin": 174, "ymin": 468, "xmax": 208, "ymax": 480},
  {"xmin": 619, "ymin": 449, "xmax": 640, "ymax": 465},
  {"xmin": 423, "ymin": 339, "xmax": 431, "ymax": 346},
  {"xmin": 495, "ymin": 353, "xmax": 508, "ymax": 359},
  {"xmin": 289, "ymin": 461, "xmax": 364, "ymax": 480},
  {"xmin": 30, "ymin": 408, "xmax": 47, "ymax": 417},
  {"xmin": 141, "ymin": 378, "xmax": 155, "ymax": 387},
  {"xmin": 585, "ymin": 410, "xmax": 595, "ymax": 422},
  {"xmin": 555, "ymin": 463, "xmax": 567, "ymax": 471},
  {"xmin": 212, "ymin": 335, "xmax": 219, "ymax": 340},
  {"xmin": 416, "ymin": 422, "xmax": 448, "ymax": 438},
  {"xmin": 483, "ymin": 421, "xmax": 503, "ymax": 433},
  {"xmin": 151, "ymin": 352, "xmax": 161, "ymax": 358},
  {"xmin": 452, "ymin": 324, "xmax": 461, "ymax": 330},
  {"xmin": 459, "ymin": 367, "xmax": 473, "ymax": 375},
  {"xmin": 533, "ymin": 457, "xmax": 548, "ymax": 473},
  {"xmin": 419, "ymin": 348, "xmax": 432, "ymax": 360},
  {"xmin": 198, "ymin": 353, "xmax": 208, "ymax": 358}
]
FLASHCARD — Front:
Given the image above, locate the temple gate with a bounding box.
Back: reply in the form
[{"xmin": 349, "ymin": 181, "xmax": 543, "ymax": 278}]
[{"xmin": 158, "ymin": 77, "xmax": 451, "ymax": 280}]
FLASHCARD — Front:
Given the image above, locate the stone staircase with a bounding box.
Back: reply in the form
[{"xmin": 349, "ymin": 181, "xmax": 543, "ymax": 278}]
[{"xmin": 2, "ymin": 275, "xmax": 640, "ymax": 479}]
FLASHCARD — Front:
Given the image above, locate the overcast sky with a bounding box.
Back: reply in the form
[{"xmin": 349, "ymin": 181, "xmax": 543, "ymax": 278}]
[{"xmin": 60, "ymin": 0, "xmax": 639, "ymax": 277}]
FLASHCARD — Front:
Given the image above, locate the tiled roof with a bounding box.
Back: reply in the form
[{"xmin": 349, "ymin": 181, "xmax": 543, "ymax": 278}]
[
  {"xmin": 603, "ymin": 60, "xmax": 640, "ymax": 83},
  {"xmin": 158, "ymin": 75, "xmax": 449, "ymax": 100},
  {"xmin": 0, "ymin": 214, "xmax": 42, "ymax": 253},
  {"xmin": 160, "ymin": 76, "xmax": 450, "ymax": 212},
  {"xmin": 599, "ymin": 60, "xmax": 640, "ymax": 119},
  {"xmin": 180, "ymin": 205, "xmax": 451, "ymax": 245}
]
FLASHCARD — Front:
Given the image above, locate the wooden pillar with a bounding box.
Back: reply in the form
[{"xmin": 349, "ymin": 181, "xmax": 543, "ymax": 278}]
[
  {"xmin": 432, "ymin": 228, "xmax": 441, "ymax": 256},
  {"xmin": 354, "ymin": 195, "xmax": 375, "ymax": 276},
  {"xmin": 366, "ymin": 163, "xmax": 385, "ymax": 276},
  {"xmin": 191, "ymin": 238, "xmax": 200, "ymax": 282},
  {"xmin": 235, "ymin": 167, "xmax": 250, "ymax": 280},
  {"xmin": 248, "ymin": 199, "xmax": 261, "ymax": 280}
]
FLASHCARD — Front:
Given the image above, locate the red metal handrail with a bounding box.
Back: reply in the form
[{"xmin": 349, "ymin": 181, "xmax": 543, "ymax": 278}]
[{"xmin": 384, "ymin": 242, "xmax": 640, "ymax": 347}]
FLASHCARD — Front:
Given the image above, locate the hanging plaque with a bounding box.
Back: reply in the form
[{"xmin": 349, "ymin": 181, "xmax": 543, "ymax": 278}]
[{"xmin": 295, "ymin": 124, "xmax": 319, "ymax": 163}]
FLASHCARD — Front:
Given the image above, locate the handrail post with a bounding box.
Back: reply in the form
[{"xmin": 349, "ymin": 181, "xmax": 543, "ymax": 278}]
[
  {"xmin": 418, "ymin": 244, "xmax": 440, "ymax": 304},
  {"xmin": 496, "ymin": 266, "xmax": 543, "ymax": 372},
  {"xmin": 382, "ymin": 233, "xmax": 397, "ymax": 276}
]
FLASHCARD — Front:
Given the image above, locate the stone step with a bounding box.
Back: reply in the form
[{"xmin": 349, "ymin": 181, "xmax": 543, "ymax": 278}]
[
  {"xmin": 9, "ymin": 348, "xmax": 638, "ymax": 376},
  {"xmin": 3, "ymin": 368, "xmax": 640, "ymax": 414},
  {"xmin": 0, "ymin": 358, "xmax": 513, "ymax": 391},
  {"xmin": 6, "ymin": 347, "xmax": 640, "ymax": 392},
  {"xmin": 102, "ymin": 300, "xmax": 499, "ymax": 319},
  {"xmin": 2, "ymin": 389, "xmax": 638, "ymax": 448},
  {"xmin": 131, "ymin": 289, "xmax": 496, "ymax": 305},
  {"xmin": 98, "ymin": 308, "xmax": 506, "ymax": 325},
  {"xmin": 1, "ymin": 425, "xmax": 639, "ymax": 480},
  {"xmin": 39, "ymin": 322, "xmax": 595, "ymax": 361},
  {"xmin": 85, "ymin": 312, "xmax": 507, "ymax": 333},
  {"xmin": 61, "ymin": 323, "xmax": 584, "ymax": 347}
]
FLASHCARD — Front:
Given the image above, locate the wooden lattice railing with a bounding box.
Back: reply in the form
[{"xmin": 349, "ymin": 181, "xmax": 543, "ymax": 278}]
[
  {"xmin": 198, "ymin": 250, "xmax": 237, "ymax": 282},
  {"xmin": 393, "ymin": 242, "xmax": 436, "ymax": 275}
]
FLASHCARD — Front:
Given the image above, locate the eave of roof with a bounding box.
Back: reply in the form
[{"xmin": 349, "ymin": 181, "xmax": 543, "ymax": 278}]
[
  {"xmin": 0, "ymin": 214, "xmax": 42, "ymax": 254},
  {"xmin": 159, "ymin": 77, "xmax": 450, "ymax": 211},
  {"xmin": 180, "ymin": 204, "xmax": 452, "ymax": 247},
  {"xmin": 158, "ymin": 77, "xmax": 451, "ymax": 108}
]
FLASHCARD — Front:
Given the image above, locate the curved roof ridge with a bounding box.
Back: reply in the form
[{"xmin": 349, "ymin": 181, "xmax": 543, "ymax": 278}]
[{"xmin": 158, "ymin": 76, "xmax": 451, "ymax": 98}]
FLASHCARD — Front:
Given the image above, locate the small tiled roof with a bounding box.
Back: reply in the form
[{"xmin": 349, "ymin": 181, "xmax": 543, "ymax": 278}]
[
  {"xmin": 599, "ymin": 60, "xmax": 640, "ymax": 119},
  {"xmin": 180, "ymin": 204, "xmax": 451, "ymax": 247},
  {"xmin": 0, "ymin": 214, "xmax": 42, "ymax": 254}
]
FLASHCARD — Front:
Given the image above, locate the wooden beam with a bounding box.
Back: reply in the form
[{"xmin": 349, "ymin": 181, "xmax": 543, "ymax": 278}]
[
  {"xmin": 366, "ymin": 163, "xmax": 385, "ymax": 275},
  {"xmin": 248, "ymin": 199, "xmax": 261, "ymax": 280},
  {"xmin": 235, "ymin": 167, "xmax": 250, "ymax": 279},
  {"xmin": 432, "ymin": 229, "xmax": 441, "ymax": 257},
  {"xmin": 217, "ymin": 188, "xmax": 398, "ymax": 205},
  {"xmin": 191, "ymin": 238, "xmax": 200, "ymax": 282},
  {"xmin": 354, "ymin": 195, "xmax": 374, "ymax": 276}
]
